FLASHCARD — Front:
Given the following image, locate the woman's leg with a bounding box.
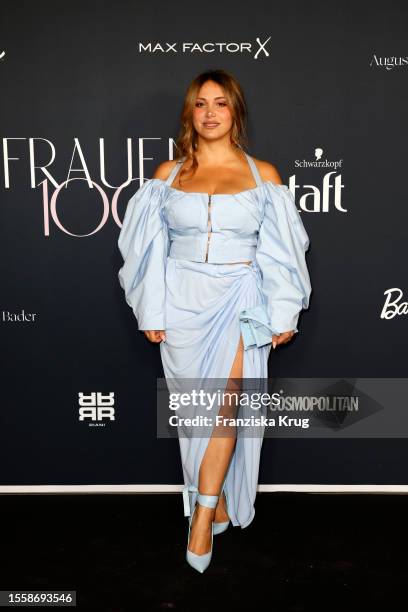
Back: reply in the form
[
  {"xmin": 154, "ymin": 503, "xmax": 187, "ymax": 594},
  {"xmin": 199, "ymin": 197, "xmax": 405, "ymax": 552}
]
[{"xmin": 187, "ymin": 334, "xmax": 244, "ymax": 555}]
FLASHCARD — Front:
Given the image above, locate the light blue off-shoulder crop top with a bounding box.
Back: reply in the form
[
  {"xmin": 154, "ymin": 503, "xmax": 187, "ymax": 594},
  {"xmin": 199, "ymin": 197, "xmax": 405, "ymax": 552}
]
[{"xmin": 117, "ymin": 152, "xmax": 312, "ymax": 335}]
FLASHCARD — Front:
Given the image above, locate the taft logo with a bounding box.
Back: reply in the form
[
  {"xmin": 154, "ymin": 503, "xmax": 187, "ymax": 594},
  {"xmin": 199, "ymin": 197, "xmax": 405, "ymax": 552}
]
[
  {"xmin": 288, "ymin": 171, "xmax": 346, "ymax": 213},
  {"xmin": 78, "ymin": 392, "xmax": 115, "ymax": 425},
  {"xmin": 370, "ymin": 54, "xmax": 408, "ymax": 71},
  {"xmin": 380, "ymin": 288, "xmax": 408, "ymax": 320},
  {"xmin": 0, "ymin": 51, "xmax": 5, "ymax": 60},
  {"xmin": 139, "ymin": 36, "xmax": 271, "ymax": 59},
  {"xmin": 292, "ymin": 150, "xmax": 346, "ymax": 213}
]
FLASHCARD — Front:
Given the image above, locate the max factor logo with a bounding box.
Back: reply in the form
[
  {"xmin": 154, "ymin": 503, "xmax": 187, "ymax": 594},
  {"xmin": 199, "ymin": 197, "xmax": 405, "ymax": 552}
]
[
  {"xmin": 78, "ymin": 392, "xmax": 115, "ymax": 424},
  {"xmin": 139, "ymin": 36, "xmax": 271, "ymax": 59}
]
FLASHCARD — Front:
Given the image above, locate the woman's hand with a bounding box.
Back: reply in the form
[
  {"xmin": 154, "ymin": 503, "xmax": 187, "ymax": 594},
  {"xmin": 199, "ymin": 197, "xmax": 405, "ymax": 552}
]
[
  {"xmin": 144, "ymin": 330, "xmax": 166, "ymax": 343},
  {"xmin": 272, "ymin": 330, "xmax": 295, "ymax": 349}
]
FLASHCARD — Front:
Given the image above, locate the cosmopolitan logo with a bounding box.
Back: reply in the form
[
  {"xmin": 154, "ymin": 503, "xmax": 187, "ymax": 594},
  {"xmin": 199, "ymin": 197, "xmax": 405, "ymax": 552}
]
[
  {"xmin": 139, "ymin": 37, "xmax": 271, "ymax": 59},
  {"xmin": 370, "ymin": 54, "xmax": 408, "ymax": 70}
]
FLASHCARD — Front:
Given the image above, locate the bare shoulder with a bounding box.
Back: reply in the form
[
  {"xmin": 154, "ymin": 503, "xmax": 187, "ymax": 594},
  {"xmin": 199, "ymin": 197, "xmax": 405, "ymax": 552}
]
[
  {"xmin": 252, "ymin": 157, "xmax": 283, "ymax": 185},
  {"xmin": 152, "ymin": 159, "xmax": 179, "ymax": 181}
]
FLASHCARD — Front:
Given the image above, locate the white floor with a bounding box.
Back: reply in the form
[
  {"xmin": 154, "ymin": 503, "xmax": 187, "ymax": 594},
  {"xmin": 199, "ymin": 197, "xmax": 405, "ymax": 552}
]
[{"xmin": 1, "ymin": 484, "xmax": 408, "ymax": 494}]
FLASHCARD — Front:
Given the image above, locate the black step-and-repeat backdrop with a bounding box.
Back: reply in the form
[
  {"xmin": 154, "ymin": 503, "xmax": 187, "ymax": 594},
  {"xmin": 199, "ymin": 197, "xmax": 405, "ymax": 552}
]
[{"xmin": 1, "ymin": 0, "xmax": 408, "ymax": 490}]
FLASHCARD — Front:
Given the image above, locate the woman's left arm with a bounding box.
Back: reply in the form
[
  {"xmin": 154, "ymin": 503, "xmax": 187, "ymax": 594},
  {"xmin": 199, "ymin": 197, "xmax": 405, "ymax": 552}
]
[{"xmin": 255, "ymin": 180, "xmax": 312, "ymax": 345}]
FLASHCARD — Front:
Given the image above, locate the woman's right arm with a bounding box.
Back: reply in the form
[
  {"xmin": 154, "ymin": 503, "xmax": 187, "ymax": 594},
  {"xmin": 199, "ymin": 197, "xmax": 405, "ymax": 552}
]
[{"xmin": 117, "ymin": 176, "xmax": 169, "ymax": 342}]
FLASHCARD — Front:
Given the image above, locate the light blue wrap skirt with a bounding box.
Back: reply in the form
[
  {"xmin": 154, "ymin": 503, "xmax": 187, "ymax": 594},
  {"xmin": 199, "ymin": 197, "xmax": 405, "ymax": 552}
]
[{"xmin": 160, "ymin": 256, "xmax": 272, "ymax": 529}]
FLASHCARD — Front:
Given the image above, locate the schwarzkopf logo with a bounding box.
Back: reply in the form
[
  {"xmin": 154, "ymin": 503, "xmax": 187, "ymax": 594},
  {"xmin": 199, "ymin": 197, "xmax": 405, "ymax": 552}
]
[
  {"xmin": 294, "ymin": 148, "xmax": 344, "ymax": 170},
  {"xmin": 139, "ymin": 37, "xmax": 271, "ymax": 59}
]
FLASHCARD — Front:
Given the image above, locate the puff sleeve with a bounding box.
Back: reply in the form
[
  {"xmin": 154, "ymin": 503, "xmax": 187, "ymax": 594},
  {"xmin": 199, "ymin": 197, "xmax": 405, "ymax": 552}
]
[
  {"xmin": 254, "ymin": 183, "xmax": 312, "ymax": 336},
  {"xmin": 117, "ymin": 179, "xmax": 169, "ymax": 331}
]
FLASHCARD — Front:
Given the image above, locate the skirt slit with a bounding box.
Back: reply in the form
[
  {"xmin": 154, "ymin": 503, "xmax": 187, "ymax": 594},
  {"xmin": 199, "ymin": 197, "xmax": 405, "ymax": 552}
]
[{"xmin": 196, "ymin": 330, "xmax": 244, "ymax": 500}]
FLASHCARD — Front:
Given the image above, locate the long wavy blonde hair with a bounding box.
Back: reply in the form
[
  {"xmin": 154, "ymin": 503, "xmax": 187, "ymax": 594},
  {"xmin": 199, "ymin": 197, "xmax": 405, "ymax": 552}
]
[{"xmin": 173, "ymin": 69, "xmax": 249, "ymax": 186}]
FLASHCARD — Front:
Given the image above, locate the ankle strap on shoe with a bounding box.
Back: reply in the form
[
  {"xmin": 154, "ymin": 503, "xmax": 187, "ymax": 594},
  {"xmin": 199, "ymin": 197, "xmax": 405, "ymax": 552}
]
[
  {"xmin": 197, "ymin": 492, "xmax": 219, "ymax": 509},
  {"xmin": 182, "ymin": 484, "xmax": 220, "ymax": 516}
]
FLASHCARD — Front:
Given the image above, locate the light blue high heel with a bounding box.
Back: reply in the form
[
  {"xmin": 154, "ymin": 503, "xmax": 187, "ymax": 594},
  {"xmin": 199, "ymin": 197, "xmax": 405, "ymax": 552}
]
[{"xmin": 184, "ymin": 487, "xmax": 219, "ymax": 573}]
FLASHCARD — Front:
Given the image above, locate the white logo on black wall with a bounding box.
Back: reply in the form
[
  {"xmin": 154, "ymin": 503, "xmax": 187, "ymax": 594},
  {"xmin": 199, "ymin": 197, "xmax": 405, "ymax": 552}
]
[
  {"xmin": 380, "ymin": 288, "xmax": 408, "ymax": 320},
  {"xmin": 139, "ymin": 37, "xmax": 271, "ymax": 59},
  {"xmin": 78, "ymin": 392, "xmax": 115, "ymax": 425},
  {"xmin": 291, "ymin": 148, "xmax": 346, "ymax": 213},
  {"xmin": 2, "ymin": 309, "xmax": 37, "ymax": 322},
  {"xmin": 370, "ymin": 54, "xmax": 408, "ymax": 70},
  {"xmin": 0, "ymin": 51, "xmax": 5, "ymax": 60},
  {"xmin": 295, "ymin": 148, "xmax": 343, "ymax": 170}
]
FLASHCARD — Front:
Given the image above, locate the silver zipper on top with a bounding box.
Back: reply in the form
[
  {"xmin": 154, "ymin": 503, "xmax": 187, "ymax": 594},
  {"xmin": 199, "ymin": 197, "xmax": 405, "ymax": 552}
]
[{"xmin": 204, "ymin": 194, "xmax": 212, "ymax": 262}]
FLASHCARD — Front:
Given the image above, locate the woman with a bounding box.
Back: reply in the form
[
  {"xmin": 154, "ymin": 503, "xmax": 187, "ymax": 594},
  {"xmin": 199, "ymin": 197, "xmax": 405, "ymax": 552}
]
[{"xmin": 117, "ymin": 69, "xmax": 312, "ymax": 573}]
